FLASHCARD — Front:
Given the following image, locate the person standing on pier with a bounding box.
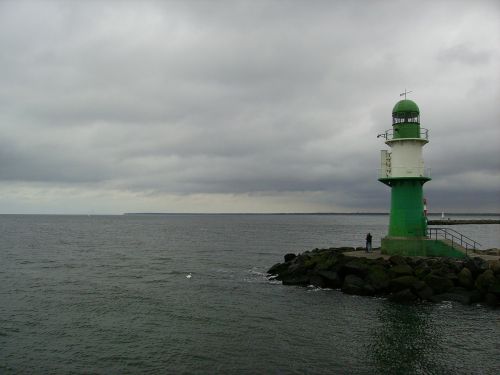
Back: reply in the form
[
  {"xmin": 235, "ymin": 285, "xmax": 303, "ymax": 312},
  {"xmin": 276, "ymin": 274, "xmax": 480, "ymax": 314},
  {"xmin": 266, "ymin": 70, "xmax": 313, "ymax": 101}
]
[{"xmin": 366, "ymin": 233, "xmax": 372, "ymax": 253}]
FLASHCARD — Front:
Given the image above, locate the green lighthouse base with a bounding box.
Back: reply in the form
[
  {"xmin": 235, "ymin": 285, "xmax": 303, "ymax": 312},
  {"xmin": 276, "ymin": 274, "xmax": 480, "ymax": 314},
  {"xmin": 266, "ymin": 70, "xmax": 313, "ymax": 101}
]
[{"xmin": 381, "ymin": 237, "xmax": 467, "ymax": 259}]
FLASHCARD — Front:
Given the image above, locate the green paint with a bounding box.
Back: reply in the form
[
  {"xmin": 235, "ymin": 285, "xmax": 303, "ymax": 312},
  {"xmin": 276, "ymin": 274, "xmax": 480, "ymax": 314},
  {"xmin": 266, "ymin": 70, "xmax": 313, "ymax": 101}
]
[
  {"xmin": 425, "ymin": 239, "xmax": 467, "ymax": 258},
  {"xmin": 392, "ymin": 100, "xmax": 420, "ymax": 132},
  {"xmin": 392, "ymin": 99, "xmax": 419, "ymax": 117},
  {"xmin": 381, "ymin": 237, "xmax": 467, "ymax": 259},
  {"xmin": 381, "ymin": 237, "xmax": 426, "ymax": 256},
  {"xmin": 393, "ymin": 122, "xmax": 421, "ymax": 138},
  {"xmin": 387, "ymin": 179, "xmax": 428, "ymax": 237}
]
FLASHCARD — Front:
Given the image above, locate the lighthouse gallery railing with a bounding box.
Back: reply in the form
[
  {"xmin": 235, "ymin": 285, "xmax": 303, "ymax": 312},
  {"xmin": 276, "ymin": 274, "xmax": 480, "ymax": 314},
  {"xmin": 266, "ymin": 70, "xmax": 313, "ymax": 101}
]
[
  {"xmin": 378, "ymin": 128, "xmax": 429, "ymax": 141},
  {"xmin": 427, "ymin": 227, "xmax": 481, "ymax": 255},
  {"xmin": 377, "ymin": 167, "xmax": 431, "ymax": 179}
]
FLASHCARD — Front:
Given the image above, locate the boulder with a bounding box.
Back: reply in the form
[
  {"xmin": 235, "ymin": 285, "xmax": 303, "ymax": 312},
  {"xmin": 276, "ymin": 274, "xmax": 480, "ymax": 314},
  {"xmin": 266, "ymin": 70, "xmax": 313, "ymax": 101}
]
[
  {"xmin": 415, "ymin": 286, "xmax": 434, "ymax": 301},
  {"xmin": 442, "ymin": 258, "xmax": 462, "ymax": 273},
  {"xmin": 342, "ymin": 274, "xmax": 367, "ymax": 295},
  {"xmin": 282, "ymin": 275, "xmax": 310, "ymax": 286},
  {"xmin": 388, "ymin": 288, "xmax": 417, "ymax": 303},
  {"xmin": 302, "ymin": 254, "xmax": 319, "ymax": 270},
  {"xmin": 475, "ymin": 270, "xmax": 496, "ymax": 294},
  {"xmin": 309, "ymin": 275, "xmax": 327, "ymax": 288},
  {"xmin": 490, "ymin": 260, "xmax": 500, "ymax": 276},
  {"xmin": 488, "ymin": 279, "xmax": 500, "ymax": 296},
  {"xmin": 335, "ymin": 252, "xmax": 347, "ymax": 261},
  {"xmin": 414, "ymin": 265, "xmax": 431, "ymax": 279},
  {"xmin": 274, "ymin": 255, "xmax": 310, "ymax": 280},
  {"xmin": 314, "ymin": 254, "xmax": 339, "ymax": 271},
  {"xmin": 445, "ymin": 272, "xmax": 459, "ymax": 285},
  {"xmin": 362, "ymin": 283, "xmax": 376, "ymax": 296},
  {"xmin": 414, "ymin": 258, "xmax": 428, "ymax": 266},
  {"xmin": 424, "ymin": 273, "xmax": 454, "ymax": 294},
  {"xmin": 429, "ymin": 262, "xmax": 450, "ymax": 275},
  {"xmin": 389, "ymin": 255, "xmax": 406, "ymax": 266},
  {"xmin": 485, "ymin": 293, "xmax": 499, "ymax": 308},
  {"xmin": 390, "ymin": 264, "xmax": 414, "ymax": 277},
  {"xmin": 430, "ymin": 291, "xmax": 473, "ymax": 305},
  {"xmin": 405, "ymin": 258, "xmax": 418, "ymax": 268},
  {"xmin": 412, "ymin": 280, "xmax": 427, "ymax": 292},
  {"xmin": 288, "ymin": 258, "xmax": 308, "ymax": 272},
  {"xmin": 343, "ymin": 259, "xmax": 371, "ymax": 277},
  {"xmin": 426, "ymin": 259, "xmax": 442, "ymax": 270},
  {"xmin": 365, "ymin": 266, "xmax": 390, "ymax": 292},
  {"xmin": 374, "ymin": 257, "xmax": 390, "ymax": 267},
  {"xmin": 284, "ymin": 253, "xmax": 296, "ymax": 263},
  {"xmin": 317, "ymin": 270, "xmax": 342, "ymax": 289},
  {"xmin": 337, "ymin": 247, "xmax": 356, "ymax": 253},
  {"xmin": 465, "ymin": 257, "xmax": 489, "ymax": 278},
  {"xmin": 469, "ymin": 289, "xmax": 483, "ymax": 304},
  {"xmin": 267, "ymin": 262, "xmax": 289, "ymax": 276},
  {"xmin": 430, "ymin": 293, "xmax": 471, "ymax": 305},
  {"xmin": 390, "ymin": 276, "xmax": 420, "ymax": 292},
  {"xmin": 457, "ymin": 267, "xmax": 474, "ymax": 289}
]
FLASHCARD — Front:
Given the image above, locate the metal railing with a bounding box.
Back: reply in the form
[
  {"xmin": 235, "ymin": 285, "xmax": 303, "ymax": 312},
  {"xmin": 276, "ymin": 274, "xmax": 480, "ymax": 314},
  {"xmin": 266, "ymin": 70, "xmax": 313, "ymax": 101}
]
[
  {"xmin": 427, "ymin": 227, "xmax": 481, "ymax": 255},
  {"xmin": 378, "ymin": 128, "xmax": 429, "ymax": 141}
]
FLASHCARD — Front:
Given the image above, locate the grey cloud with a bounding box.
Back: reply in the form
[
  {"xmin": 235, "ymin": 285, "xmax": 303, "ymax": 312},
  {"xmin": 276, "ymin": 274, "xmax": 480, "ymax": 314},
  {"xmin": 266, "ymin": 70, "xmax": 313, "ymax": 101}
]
[
  {"xmin": 0, "ymin": 0, "xmax": 499, "ymax": 213},
  {"xmin": 0, "ymin": 139, "xmax": 110, "ymax": 183},
  {"xmin": 437, "ymin": 44, "xmax": 493, "ymax": 66}
]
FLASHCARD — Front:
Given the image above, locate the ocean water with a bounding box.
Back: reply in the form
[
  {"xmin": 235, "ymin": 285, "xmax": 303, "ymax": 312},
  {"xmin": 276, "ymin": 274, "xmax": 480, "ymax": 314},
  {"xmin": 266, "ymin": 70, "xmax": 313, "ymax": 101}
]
[{"xmin": 0, "ymin": 214, "xmax": 499, "ymax": 374}]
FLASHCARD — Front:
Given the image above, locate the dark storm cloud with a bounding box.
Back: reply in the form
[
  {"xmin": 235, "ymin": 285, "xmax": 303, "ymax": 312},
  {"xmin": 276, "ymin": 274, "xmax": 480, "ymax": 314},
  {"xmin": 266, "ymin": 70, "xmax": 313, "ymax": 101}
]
[{"xmin": 0, "ymin": 0, "xmax": 499, "ymax": 213}]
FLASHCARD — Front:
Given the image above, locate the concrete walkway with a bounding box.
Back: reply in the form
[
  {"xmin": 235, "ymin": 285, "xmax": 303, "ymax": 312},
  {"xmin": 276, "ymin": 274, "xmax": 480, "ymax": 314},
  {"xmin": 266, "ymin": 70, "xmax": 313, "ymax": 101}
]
[{"xmin": 344, "ymin": 249, "xmax": 500, "ymax": 261}]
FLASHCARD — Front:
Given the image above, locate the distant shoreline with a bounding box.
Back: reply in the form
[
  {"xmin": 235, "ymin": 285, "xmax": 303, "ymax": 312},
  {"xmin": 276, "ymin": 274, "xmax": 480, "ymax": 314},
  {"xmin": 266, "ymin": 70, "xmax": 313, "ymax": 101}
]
[
  {"xmin": 123, "ymin": 212, "xmax": 500, "ymax": 216},
  {"xmin": 0, "ymin": 212, "xmax": 498, "ymax": 217},
  {"xmin": 428, "ymin": 219, "xmax": 500, "ymax": 225}
]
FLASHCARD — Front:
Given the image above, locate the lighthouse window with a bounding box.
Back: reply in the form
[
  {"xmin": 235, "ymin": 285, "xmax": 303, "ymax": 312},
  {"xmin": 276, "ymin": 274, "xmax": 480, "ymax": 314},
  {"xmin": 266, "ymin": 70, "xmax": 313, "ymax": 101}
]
[
  {"xmin": 408, "ymin": 115, "xmax": 420, "ymax": 123},
  {"xmin": 393, "ymin": 115, "xmax": 419, "ymax": 124}
]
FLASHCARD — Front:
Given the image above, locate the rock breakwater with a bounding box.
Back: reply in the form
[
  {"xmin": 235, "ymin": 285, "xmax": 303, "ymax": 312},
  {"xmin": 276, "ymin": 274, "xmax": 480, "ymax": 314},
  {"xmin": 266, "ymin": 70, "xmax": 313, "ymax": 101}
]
[{"xmin": 267, "ymin": 247, "xmax": 500, "ymax": 307}]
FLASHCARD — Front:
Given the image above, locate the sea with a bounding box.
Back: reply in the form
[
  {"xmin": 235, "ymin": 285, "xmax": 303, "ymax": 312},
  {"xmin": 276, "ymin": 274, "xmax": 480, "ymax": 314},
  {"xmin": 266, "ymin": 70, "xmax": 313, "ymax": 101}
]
[{"xmin": 1, "ymin": 214, "xmax": 499, "ymax": 374}]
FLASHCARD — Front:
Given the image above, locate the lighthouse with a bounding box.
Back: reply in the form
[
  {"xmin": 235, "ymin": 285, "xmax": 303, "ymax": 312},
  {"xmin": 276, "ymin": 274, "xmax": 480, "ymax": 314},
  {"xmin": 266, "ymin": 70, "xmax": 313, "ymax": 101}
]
[
  {"xmin": 378, "ymin": 95, "xmax": 466, "ymax": 257},
  {"xmin": 379, "ymin": 96, "xmax": 430, "ymax": 239}
]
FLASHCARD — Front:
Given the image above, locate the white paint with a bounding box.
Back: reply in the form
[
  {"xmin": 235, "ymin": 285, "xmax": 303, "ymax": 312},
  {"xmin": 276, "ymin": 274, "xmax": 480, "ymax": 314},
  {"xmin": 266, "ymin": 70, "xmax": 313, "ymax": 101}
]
[
  {"xmin": 383, "ymin": 139, "xmax": 427, "ymax": 178},
  {"xmin": 380, "ymin": 150, "xmax": 391, "ymax": 178}
]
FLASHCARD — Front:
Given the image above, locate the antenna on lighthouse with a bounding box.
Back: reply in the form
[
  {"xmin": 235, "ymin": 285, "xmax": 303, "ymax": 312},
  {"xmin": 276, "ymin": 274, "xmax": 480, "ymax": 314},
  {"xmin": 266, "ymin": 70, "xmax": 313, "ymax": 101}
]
[{"xmin": 400, "ymin": 89, "xmax": 413, "ymax": 100}]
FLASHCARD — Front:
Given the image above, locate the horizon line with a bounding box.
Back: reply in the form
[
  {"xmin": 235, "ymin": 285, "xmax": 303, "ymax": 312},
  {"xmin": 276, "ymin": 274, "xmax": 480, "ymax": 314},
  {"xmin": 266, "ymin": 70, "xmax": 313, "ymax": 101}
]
[
  {"xmin": 0, "ymin": 212, "xmax": 498, "ymax": 216},
  {"xmin": 123, "ymin": 212, "xmax": 500, "ymax": 216}
]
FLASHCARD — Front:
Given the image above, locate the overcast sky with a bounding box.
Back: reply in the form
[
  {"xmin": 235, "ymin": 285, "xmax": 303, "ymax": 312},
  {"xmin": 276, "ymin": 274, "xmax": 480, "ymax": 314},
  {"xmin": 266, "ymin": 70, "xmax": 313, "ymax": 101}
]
[{"xmin": 0, "ymin": 0, "xmax": 499, "ymax": 214}]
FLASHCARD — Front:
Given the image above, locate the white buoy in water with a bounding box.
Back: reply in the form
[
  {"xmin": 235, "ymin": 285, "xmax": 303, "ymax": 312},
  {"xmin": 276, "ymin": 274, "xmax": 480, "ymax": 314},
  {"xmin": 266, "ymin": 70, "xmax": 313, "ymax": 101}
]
[{"xmin": 186, "ymin": 273, "xmax": 192, "ymax": 279}]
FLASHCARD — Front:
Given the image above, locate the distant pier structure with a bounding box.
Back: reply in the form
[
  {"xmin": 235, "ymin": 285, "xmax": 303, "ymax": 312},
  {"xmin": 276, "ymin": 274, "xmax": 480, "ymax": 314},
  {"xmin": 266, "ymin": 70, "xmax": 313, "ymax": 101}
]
[{"xmin": 378, "ymin": 95, "xmax": 474, "ymax": 257}]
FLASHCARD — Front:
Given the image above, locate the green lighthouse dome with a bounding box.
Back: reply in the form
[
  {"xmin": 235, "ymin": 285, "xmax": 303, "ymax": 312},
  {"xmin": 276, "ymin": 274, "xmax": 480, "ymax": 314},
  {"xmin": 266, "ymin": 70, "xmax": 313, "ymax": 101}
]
[
  {"xmin": 392, "ymin": 99, "xmax": 419, "ymax": 116},
  {"xmin": 392, "ymin": 99, "xmax": 420, "ymax": 124}
]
